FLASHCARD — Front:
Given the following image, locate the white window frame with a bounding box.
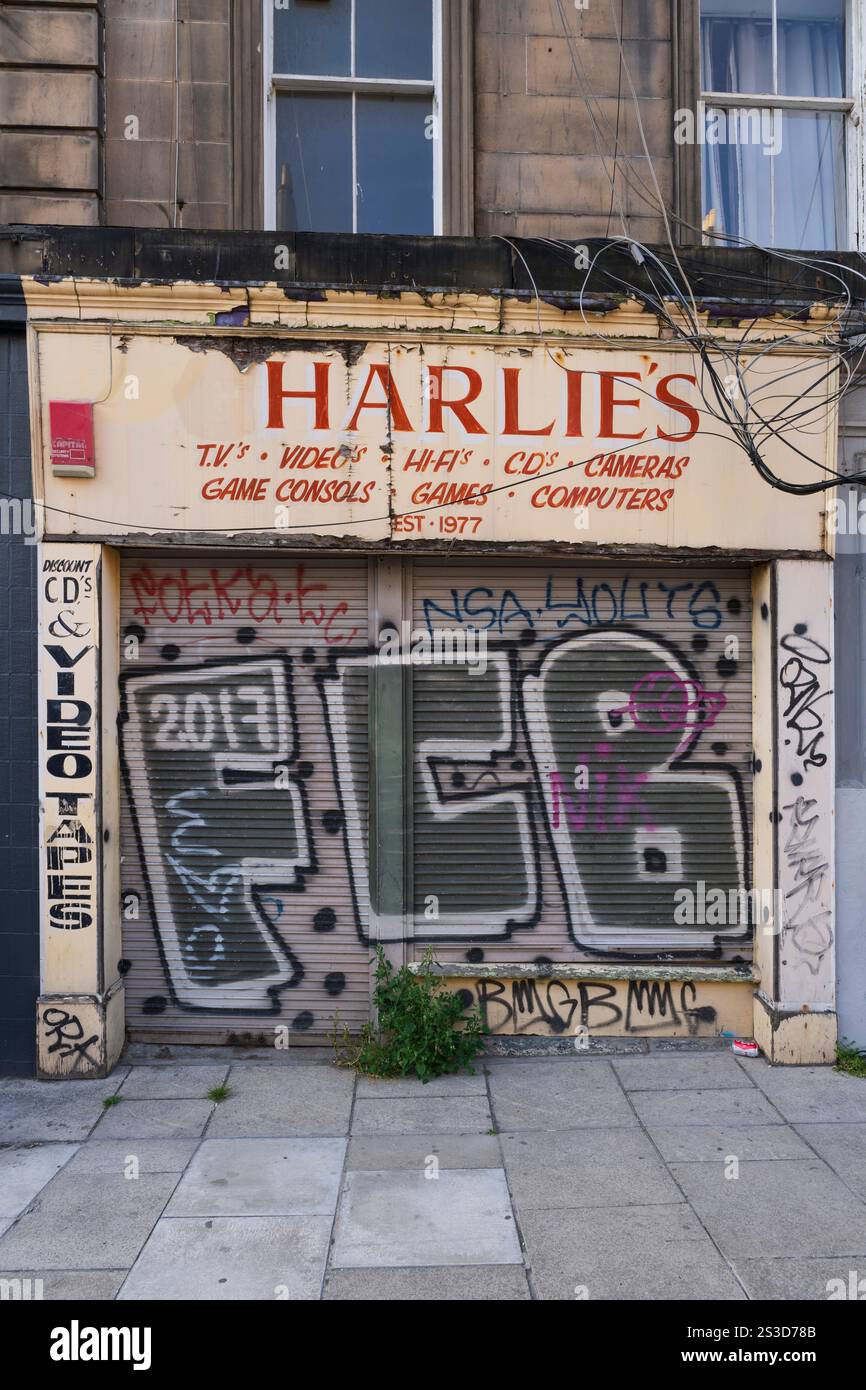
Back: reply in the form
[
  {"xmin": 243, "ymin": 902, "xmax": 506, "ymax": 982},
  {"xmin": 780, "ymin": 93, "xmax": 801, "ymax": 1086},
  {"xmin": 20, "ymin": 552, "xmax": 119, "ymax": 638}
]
[
  {"xmin": 699, "ymin": 0, "xmax": 865, "ymax": 249},
  {"xmin": 263, "ymin": 0, "xmax": 443, "ymax": 234}
]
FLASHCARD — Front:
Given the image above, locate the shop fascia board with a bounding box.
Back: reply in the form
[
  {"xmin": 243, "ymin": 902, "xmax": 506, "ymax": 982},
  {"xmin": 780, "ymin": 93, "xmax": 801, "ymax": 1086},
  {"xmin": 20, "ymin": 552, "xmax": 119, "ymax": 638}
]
[{"xmin": 20, "ymin": 278, "xmax": 842, "ymax": 351}]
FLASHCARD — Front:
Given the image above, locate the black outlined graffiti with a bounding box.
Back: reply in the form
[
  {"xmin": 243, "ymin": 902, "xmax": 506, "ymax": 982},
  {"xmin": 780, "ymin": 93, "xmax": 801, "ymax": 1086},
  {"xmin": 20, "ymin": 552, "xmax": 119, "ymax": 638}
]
[
  {"xmin": 119, "ymin": 656, "xmax": 312, "ymax": 1012},
  {"xmin": 523, "ymin": 629, "xmax": 749, "ymax": 955},
  {"xmin": 413, "ymin": 649, "xmax": 544, "ymax": 940},
  {"xmin": 41, "ymin": 1007, "xmax": 99, "ymax": 1066},
  {"xmin": 781, "ymin": 794, "xmax": 833, "ymax": 975},
  {"xmin": 408, "ymin": 621, "xmax": 749, "ymax": 958},
  {"xmin": 316, "ymin": 650, "xmax": 373, "ymax": 945},
  {"xmin": 118, "ymin": 564, "xmax": 753, "ymax": 1018},
  {"xmin": 463, "ymin": 975, "xmax": 720, "ymax": 1036},
  {"xmin": 779, "ymin": 630, "xmax": 832, "ymax": 771},
  {"xmin": 624, "ymin": 979, "xmax": 716, "ymax": 1034},
  {"xmin": 473, "ymin": 976, "xmax": 620, "ymax": 1033}
]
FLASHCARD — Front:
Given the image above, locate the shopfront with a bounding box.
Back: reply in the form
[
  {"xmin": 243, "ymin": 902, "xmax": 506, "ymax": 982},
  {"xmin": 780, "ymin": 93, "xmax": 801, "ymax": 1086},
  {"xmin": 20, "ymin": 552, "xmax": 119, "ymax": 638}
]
[{"xmin": 27, "ymin": 277, "xmax": 837, "ymax": 1073}]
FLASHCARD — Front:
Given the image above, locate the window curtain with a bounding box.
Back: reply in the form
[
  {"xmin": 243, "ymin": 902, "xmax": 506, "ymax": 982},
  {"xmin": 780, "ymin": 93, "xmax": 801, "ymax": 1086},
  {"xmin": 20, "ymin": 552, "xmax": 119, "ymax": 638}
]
[{"xmin": 701, "ymin": 17, "xmax": 845, "ymax": 248}]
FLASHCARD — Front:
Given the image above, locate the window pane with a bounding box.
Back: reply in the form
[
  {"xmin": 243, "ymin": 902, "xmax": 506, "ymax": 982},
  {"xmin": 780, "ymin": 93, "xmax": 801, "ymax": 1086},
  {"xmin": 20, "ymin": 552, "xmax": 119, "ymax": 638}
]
[
  {"xmin": 702, "ymin": 111, "xmax": 772, "ymax": 245},
  {"xmin": 275, "ymin": 92, "xmax": 353, "ymax": 231},
  {"xmin": 701, "ymin": 2, "xmax": 773, "ymax": 93},
  {"xmin": 702, "ymin": 106, "xmax": 846, "ymax": 249},
  {"xmin": 355, "ymin": 0, "xmax": 434, "ymax": 79},
  {"xmin": 774, "ymin": 110, "xmax": 846, "ymax": 247},
  {"xmin": 273, "ymin": 0, "xmax": 351, "ymax": 76},
  {"xmin": 356, "ymin": 96, "xmax": 434, "ymax": 233},
  {"xmin": 777, "ymin": 0, "xmax": 845, "ymax": 98}
]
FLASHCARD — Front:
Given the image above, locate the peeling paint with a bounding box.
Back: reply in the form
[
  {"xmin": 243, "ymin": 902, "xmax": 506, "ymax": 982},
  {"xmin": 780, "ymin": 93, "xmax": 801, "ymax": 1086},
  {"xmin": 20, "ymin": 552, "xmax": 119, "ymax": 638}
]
[
  {"xmin": 174, "ymin": 334, "xmax": 369, "ymax": 372},
  {"xmin": 213, "ymin": 306, "xmax": 250, "ymax": 328}
]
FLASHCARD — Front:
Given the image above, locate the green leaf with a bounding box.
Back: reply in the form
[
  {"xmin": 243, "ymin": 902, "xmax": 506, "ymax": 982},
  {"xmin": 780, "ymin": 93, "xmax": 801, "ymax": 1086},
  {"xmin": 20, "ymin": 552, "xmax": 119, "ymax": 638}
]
[{"xmin": 330, "ymin": 945, "xmax": 487, "ymax": 1082}]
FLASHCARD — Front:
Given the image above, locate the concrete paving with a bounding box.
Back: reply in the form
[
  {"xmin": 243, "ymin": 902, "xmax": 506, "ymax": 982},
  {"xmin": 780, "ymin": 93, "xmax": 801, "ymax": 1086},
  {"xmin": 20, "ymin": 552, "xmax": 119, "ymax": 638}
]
[
  {"xmin": 165, "ymin": 1138, "xmax": 346, "ymax": 1218},
  {"xmin": 0, "ymin": 1142, "xmax": 79, "ymax": 1225},
  {"xmin": 0, "ymin": 1048, "xmax": 865, "ymax": 1299},
  {"xmin": 323, "ymin": 1265, "xmax": 532, "ymax": 1300},
  {"xmin": 499, "ymin": 1127, "xmax": 682, "ymax": 1211},
  {"xmin": 351, "ymin": 1095, "xmax": 492, "ymax": 1135},
  {"xmin": 204, "ymin": 1064, "xmax": 353, "ymax": 1138},
  {"xmin": 332, "ymin": 1167, "xmax": 522, "ymax": 1268},
  {"xmin": 0, "ymin": 1071, "xmax": 128, "ymax": 1143},
  {"xmin": 520, "ymin": 1202, "xmax": 748, "ymax": 1301},
  {"xmin": 116, "ymin": 1216, "xmax": 333, "ymax": 1301}
]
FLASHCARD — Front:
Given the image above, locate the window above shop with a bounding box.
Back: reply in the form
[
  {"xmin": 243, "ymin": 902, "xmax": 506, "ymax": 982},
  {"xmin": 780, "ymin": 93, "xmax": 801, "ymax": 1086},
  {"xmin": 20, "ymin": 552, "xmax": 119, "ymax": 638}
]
[
  {"xmin": 698, "ymin": 0, "xmax": 861, "ymax": 248},
  {"xmin": 265, "ymin": 0, "xmax": 441, "ymax": 234}
]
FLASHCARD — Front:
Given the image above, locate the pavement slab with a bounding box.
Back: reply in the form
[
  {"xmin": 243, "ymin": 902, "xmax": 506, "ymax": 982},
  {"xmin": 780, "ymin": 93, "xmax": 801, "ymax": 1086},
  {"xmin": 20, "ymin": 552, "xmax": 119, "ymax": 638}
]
[
  {"xmin": 612, "ymin": 1055, "xmax": 754, "ymax": 1091},
  {"xmin": 331, "ymin": 1168, "xmax": 522, "ymax": 1268},
  {"xmin": 323, "ymin": 1265, "xmax": 532, "ymax": 1300},
  {"xmin": 629, "ymin": 1087, "xmax": 781, "ymax": 1128},
  {"xmin": 647, "ymin": 1123, "xmax": 813, "ymax": 1163},
  {"xmin": 0, "ymin": 1269, "xmax": 128, "ymax": 1300},
  {"xmin": 732, "ymin": 1258, "xmax": 866, "ymax": 1301},
  {"xmin": 122, "ymin": 1044, "xmax": 334, "ymax": 1066},
  {"xmin": 117, "ymin": 1216, "xmax": 332, "ymax": 1300},
  {"xmin": 500, "ymin": 1127, "xmax": 683, "ymax": 1211},
  {"xmin": 742, "ymin": 1060, "xmax": 866, "ymax": 1123},
  {"xmin": 206, "ymin": 1064, "xmax": 354, "ymax": 1137},
  {"xmin": 354, "ymin": 1072, "xmax": 487, "ymax": 1098},
  {"xmin": 166, "ymin": 1137, "xmax": 346, "ymax": 1217},
  {"xmin": 351, "ymin": 1096, "xmax": 492, "ymax": 1135},
  {"xmin": 0, "ymin": 1171, "xmax": 179, "ymax": 1270},
  {"xmin": 0, "ymin": 1143, "xmax": 79, "ymax": 1221},
  {"xmin": 61, "ymin": 1139, "xmax": 199, "ymax": 1176},
  {"xmin": 487, "ymin": 1059, "xmax": 636, "ymax": 1131},
  {"xmin": 793, "ymin": 1123, "xmax": 866, "ymax": 1199},
  {"xmin": 118, "ymin": 1065, "xmax": 230, "ymax": 1100},
  {"xmin": 670, "ymin": 1158, "xmax": 866, "ymax": 1259},
  {"xmin": 0, "ymin": 1073, "xmax": 128, "ymax": 1143},
  {"xmin": 225, "ymin": 1061, "xmax": 354, "ymax": 1093},
  {"xmin": 346, "ymin": 1134, "xmax": 501, "ymax": 1170},
  {"xmin": 92, "ymin": 1099, "xmax": 215, "ymax": 1140},
  {"xmin": 520, "ymin": 1203, "xmax": 746, "ymax": 1300}
]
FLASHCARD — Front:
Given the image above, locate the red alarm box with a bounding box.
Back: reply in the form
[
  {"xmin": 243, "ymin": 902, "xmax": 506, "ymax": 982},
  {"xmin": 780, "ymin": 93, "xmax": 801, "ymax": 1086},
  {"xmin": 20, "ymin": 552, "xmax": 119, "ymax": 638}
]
[{"xmin": 49, "ymin": 401, "xmax": 95, "ymax": 478}]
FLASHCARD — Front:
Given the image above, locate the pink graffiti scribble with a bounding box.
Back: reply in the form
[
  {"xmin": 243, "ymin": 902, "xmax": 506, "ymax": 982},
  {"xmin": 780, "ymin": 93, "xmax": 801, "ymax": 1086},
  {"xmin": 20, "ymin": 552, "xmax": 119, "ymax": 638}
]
[
  {"xmin": 549, "ymin": 761, "xmax": 656, "ymax": 835},
  {"xmin": 620, "ymin": 671, "xmax": 726, "ymax": 735},
  {"xmin": 128, "ymin": 563, "xmax": 360, "ymax": 645}
]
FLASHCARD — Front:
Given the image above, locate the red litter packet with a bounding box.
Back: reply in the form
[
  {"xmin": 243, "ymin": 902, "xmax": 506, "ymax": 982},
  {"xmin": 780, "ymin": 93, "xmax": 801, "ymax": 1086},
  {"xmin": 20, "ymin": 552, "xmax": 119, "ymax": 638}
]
[{"xmin": 731, "ymin": 1039, "xmax": 759, "ymax": 1057}]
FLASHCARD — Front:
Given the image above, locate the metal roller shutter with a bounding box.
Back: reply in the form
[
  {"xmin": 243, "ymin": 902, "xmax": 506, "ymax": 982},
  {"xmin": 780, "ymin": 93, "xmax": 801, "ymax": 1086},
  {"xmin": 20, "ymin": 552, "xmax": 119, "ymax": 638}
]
[
  {"xmin": 411, "ymin": 561, "xmax": 753, "ymax": 962},
  {"xmin": 119, "ymin": 554, "xmax": 370, "ymax": 1039}
]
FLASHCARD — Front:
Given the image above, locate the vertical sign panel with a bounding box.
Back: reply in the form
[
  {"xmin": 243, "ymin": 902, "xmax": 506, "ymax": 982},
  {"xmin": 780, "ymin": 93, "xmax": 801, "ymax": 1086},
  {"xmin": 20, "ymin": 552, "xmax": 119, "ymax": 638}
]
[
  {"xmin": 38, "ymin": 544, "xmax": 102, "ymax": 1072},
  {"xmin": 775, "ymin": 559, "xmax": 835, "ymax": 1008}
]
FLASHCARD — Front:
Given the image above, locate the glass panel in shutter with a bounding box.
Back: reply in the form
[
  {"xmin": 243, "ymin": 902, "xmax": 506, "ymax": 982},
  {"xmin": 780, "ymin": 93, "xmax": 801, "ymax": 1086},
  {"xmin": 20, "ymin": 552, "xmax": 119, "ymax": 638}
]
[
  {"xmin": 356, "ymin": 95, "xmax": 434, "ymax": 233},
  {"xmin": 275, "ymin": 92, "xmax": 353, "ymax": 232},
  {"xmin": 355, "ymin": 0, "xmax": 434, "ymax": 79},
  {"xmin": 273, "ymin": 0, "xmax": 352, "ymax": 77}
]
